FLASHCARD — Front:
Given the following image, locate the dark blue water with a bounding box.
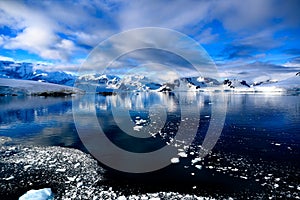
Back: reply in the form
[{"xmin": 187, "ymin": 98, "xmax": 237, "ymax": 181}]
[{"xmin": 0, "ymin": 93, "xmax": 299, "ymax": 197}]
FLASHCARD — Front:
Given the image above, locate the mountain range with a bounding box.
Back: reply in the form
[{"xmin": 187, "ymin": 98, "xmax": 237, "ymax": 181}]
[
  {"xmin": 0, "ymin": 60, "xmax": 299, "ymax": 94},
  {"xmin": 0, "ymin": 61, "xmax": 75, "ymax": 86}
]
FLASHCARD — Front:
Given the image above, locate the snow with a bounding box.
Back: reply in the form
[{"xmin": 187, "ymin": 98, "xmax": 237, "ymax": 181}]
[
  {"xmin": 0, "ymin": 78, "xmax": 83, "ymax": 96},
  {"xmin": 1, "ymin": 60, "xmax": 299, "ymax": 94}
]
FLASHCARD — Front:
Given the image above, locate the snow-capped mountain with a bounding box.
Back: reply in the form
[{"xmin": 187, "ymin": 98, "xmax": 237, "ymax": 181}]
[
  {"xmin": 0, "ymin": 60, "xmax": 76, "ymax": 86},
  {"xmin": 223, "ymin": 79, "xmax": 251, "ymax": 89},
  {"xmin": 76, "ymin": 74, "xmax": 167, "ymax": 93},
  {"xmin": 117, "ymin": 75, "xmax": 164, "ymax": 91},
  {"xmin": 1, "ymin": 60, "xmax": 299, "ymax": 93},
  {"xmin": 221, "ymin": 73, "xmax": 299, "ymax": 92},
  {"xmin": 178, "ymin": 77, "xmax": 220, "ymax": 91},
  {"xmin": 255, "ymin": 73, "xmax": 300, "ymax": 91},
  {"xmin": 75, "ymin": 74, "xmax": 222, "ymax": 93},
  {"xmin": 75, "ymin": 74, "xmax": 121, "ymax": 93},
  {"xmin": 78, "ymin": 74, "xmax": 120, "ymax": 84}
]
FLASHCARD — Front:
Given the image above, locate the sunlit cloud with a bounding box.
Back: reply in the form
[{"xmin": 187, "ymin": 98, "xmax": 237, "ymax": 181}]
[{"xmin": 0, "ymin": 0, "xmax": 299, "ymax": 79}]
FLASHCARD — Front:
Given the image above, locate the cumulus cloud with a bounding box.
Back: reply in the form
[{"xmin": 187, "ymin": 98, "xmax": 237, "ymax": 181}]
[
  {"xmin": 218, "ymin": 61, "xmax": 300, "ymax": 82},
  {"xmin": 0, "ymin": 55, "xmax": 14, "ymax": 61},
  {"xmin": 0, "ymin": 0, "xmax": 299, "ymax": 76},
  {"xmin": 79, "ymin": 28, "xmax": 218, "ymax": 80}
]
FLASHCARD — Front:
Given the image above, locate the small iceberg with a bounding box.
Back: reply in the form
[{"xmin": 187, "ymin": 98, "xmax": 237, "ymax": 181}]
[{"xmin": 19, "ymin": 188, "xmax": 53, "ymax": 200}]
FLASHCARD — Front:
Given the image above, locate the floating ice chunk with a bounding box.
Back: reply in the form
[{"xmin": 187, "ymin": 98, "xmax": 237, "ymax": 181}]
[
  {"xmin": 117, "ymin": 196, "xmax": 127, "ymax": 200},
  {"xmin": 191, "ymin": 157, "xmax": 202, "ymax": 165},
  {"xmin": 117, "ymin": 195, "xmax": 127, "ymax": 200},
  {"xmin": 195, "ymin": 165, "xmax": 202, "ymax": 170},
  {"xmin": 24, "ymin": 165, "xmax": 32, "ymax": 170},
  {"xmin": 274, "ymin": 184, "xmax": 279, "ymax": 188},
  {"xmin": 135, "ymin": 119, "xmax": 147, "ymax": 125},
  {"xmin": 133, "ymin": 125, "xmax": 143, "ymax": 131},
  {"xmin": 274, "ymin": 143, "xmax": 281, "ymax": 146},
  {"xmin": 19, "ymin": 188, "xmax": 53, "ymax": 200},
  {"xmin": 4, "ymin": 175, "xmax": 14, "ymax": 181},
  {"xmin": 67, "ymin": 176, "xmax": 76, "ymax": 182},
  {"xmin": 178, "ymin": 152, "xmax": 188, "ymax": 158},
  {"xmin": 77, "ymin": 182, "xmax": 83, "ymax": 188},
  {"xmin": 170, "ymin": 157, "xmax": 180, "ymax": 163}
]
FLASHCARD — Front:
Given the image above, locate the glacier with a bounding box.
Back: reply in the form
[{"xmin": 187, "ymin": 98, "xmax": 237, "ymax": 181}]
[{"xmin": 0, "ymin": 78, "xmax": 83, "ymax": 96}]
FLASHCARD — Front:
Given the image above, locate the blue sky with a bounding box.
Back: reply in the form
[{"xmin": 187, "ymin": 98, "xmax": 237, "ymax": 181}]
[{"xmin": 0, "ymin": 0, "xmax": 299, "ymax": 81}]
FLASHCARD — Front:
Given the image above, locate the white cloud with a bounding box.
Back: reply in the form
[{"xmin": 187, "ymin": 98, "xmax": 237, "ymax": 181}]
[
  {"xmin": 0, "ymin": 35, "xmax": 4, "ymax": 45},
  {"xmin": 116, "ymin": 1, "xmax": 211, "ymax": 30},
  {"xmin": 0, "ymin": 55, "xmax": 14, "ymax": 61},
  {"xmin": 0, "ymin": 0, "xmax": 299, "ymax": 78},
  {"xmin": 196, "ymin": 28, "xmax": 219, "ymax": 44},
  {"xmin": 217, "ymin": 60, "xmax": 300, "ymax": 82},
  {"xmin": 0, "ymin": 1, "xmax": 78, "ymax": 61},
  {"xmin": 213, "ymin": 0, "xmax": 275, "ymax": 32}
]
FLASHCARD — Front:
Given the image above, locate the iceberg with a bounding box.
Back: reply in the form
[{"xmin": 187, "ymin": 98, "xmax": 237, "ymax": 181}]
[{"xmin": 19, "ymin": 188, "xmax": 53, "ymax": 200}]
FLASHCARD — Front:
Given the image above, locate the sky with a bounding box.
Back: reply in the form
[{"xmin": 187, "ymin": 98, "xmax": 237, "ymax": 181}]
[{"xmin": 0, "ymin": 0, "xmax": 300, "ymax": 81}]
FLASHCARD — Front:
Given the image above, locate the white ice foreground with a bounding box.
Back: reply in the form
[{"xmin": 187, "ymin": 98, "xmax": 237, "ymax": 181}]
[
  {"xmin": 19, "ymin": 188, "xmax": 53, "ymax": 200},
  {"xmin": 0, "ymin": 78, "xmax": 83, "ymax": 96}
]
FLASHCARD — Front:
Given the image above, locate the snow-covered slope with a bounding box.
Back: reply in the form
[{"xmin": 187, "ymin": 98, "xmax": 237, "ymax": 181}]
[
  {"xmin": 255, "ymin": 75, "xmax": 300, "ymax": 91},
  {"xmin": 0, "ymin": 78, "xmax": 83, "ymax": 96},
  {"xmin": 221, "ymin": 73, "xmax": 299, "ymax": 92}
]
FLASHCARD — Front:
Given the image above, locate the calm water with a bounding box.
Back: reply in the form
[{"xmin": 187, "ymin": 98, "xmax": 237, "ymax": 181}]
[{"xmin": 1, "ymin": 92, "xmax": 299, "ymax": 196}]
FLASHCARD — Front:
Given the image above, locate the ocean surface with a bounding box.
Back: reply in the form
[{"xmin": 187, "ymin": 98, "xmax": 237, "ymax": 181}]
[{"xmin": 0, "ymin": 92, "xmax": 299, "ymax": 198}]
